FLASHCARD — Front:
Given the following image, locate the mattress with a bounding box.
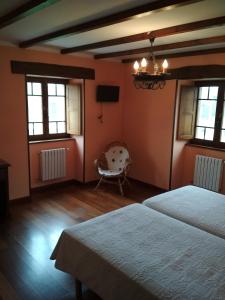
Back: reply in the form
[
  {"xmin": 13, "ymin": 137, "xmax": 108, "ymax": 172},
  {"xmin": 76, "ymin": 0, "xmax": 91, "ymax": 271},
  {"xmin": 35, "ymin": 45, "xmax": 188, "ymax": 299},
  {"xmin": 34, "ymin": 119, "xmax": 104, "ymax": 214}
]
[
  {"xmin": 51, "ymin": 203, "xmax": 225, "ymax": 300},
  {"xmin": 143, "ymin": 185, "xmax": 225, "ymax": 239}
]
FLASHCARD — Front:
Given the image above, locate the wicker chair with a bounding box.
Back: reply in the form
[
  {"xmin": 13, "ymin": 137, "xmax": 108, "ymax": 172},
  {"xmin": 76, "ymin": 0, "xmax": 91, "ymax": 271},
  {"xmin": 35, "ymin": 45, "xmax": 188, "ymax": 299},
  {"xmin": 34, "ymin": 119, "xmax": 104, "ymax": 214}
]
[{"xmin": 94, "ymin": 142, "xmax": 131, "ymax": 196}]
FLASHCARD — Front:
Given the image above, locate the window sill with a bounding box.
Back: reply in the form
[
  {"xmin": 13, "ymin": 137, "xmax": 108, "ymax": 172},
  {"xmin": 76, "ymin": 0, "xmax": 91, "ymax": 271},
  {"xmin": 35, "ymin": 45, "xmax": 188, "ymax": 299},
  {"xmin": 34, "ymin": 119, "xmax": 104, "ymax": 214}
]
[
  {"xmin": 29, "ymin": 137, "xmax": 75, "ymax": 144},
  {"xmin": 187, "ymin": 142, "xmax": 225, "ymax": 153}
]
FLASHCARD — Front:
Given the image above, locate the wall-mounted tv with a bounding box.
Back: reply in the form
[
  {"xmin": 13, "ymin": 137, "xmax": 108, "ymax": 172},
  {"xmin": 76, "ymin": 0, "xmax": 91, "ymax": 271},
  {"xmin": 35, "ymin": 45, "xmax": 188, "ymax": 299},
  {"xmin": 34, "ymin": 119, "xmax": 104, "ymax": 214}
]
[{"xmin": 96, "ymin": 85, "xmax": 120, "ymax": 102}]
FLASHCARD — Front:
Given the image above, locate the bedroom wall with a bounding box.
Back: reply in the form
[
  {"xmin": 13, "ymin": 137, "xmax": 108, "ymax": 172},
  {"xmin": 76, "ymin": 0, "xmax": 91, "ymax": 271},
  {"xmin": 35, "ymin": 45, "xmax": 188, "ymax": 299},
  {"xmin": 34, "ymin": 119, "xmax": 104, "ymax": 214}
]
[
  {"xmin": 123, "ymin": 63, "xmax": 177, "ymax": 190},
  {"xmin": 170, "ymin": 52, "xmax": 225, "ymax": 191},
  {"xmin": 0, "ymin": 45, "xmax": 125, "ymax": 200},
  {"xmin": 124, "ymin": 52, "xmax": 225, "ymax": 191}
]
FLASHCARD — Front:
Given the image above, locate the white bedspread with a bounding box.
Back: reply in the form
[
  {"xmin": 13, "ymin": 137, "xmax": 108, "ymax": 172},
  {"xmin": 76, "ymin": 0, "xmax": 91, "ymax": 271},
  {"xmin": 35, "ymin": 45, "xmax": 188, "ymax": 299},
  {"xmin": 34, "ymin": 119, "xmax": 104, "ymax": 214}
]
[
  {"xmin": 143, "ymin": 185, "xmax": 225, "ymax": 239},
  {"xmin": 51, "ymin": 203, "xmax": 225, "ymax": 300}
]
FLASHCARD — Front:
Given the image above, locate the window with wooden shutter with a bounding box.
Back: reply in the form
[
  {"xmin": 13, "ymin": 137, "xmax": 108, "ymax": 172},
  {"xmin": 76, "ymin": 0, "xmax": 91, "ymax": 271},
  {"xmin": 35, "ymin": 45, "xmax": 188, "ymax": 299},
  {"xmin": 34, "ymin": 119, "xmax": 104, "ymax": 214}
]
[
  {"xmin": 177, "ymin": 85, "xmax": 197, "ymax": 140},
  {"xmin": 66, "ymin": 84, "xmax": 82, "ymax": 135}
]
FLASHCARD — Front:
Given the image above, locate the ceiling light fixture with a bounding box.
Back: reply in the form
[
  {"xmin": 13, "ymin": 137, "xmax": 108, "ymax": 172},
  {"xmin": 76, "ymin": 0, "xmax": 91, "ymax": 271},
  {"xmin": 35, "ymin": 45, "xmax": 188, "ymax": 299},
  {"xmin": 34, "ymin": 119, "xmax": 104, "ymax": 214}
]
[{"xmin": 132, "ymin": 37, "xmax": 170, "ymax": 90}]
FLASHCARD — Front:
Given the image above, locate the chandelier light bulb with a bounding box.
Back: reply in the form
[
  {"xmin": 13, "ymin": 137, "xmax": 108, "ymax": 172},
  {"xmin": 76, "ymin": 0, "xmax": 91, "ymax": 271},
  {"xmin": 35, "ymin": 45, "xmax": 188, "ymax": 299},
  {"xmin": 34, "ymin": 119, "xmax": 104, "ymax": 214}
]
[
  {"xmin": 133, "ymin": 61, "xmax": 140, "ymax": 74},
  {"xmin": 162, "ymin": 59, "xmax": 168, "ymax": 73},
  {"xmin": 141, "ymin": 58, "xmax": 147, "ymax": 72}
]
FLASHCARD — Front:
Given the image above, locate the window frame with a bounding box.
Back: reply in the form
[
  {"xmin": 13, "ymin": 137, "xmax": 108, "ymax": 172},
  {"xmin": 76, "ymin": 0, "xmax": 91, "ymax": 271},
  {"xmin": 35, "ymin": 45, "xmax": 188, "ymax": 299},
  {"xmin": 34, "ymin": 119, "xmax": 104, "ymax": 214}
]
[
  {"xmin": 26, "ymin": 76, "xmax": 70, "ymax": 141},
  {"xmin": 191, "ymin": 80, "xmax": 225, "ymax": 149}
]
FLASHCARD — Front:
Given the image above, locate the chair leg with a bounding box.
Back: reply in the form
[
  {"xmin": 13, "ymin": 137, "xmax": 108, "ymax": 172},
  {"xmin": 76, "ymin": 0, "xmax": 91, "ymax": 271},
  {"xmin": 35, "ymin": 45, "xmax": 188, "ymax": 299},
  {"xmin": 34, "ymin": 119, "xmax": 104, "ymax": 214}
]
[
  {"xmin": 124, "ymin": 176, "xmax": 131, "ymax": 187},
  {"xmin": 95, "ymin": 176, "xmax": 103, "ymax": 190},
  {"xmin": 118, "ymin": 178, "xmax": 124, "ymax": 196},
  {"xmin": 75, "ymin": 279, "xmax": 82, "ymax": 299}
]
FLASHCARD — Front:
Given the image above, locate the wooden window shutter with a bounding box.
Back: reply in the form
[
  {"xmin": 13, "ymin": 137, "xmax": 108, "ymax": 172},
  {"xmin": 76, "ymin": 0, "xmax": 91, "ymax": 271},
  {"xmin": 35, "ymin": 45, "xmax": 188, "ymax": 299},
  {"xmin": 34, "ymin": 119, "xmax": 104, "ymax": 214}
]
[
  {"xmin": 177, "ymin": 85, "xmax": 197, "ymax": 140},
  {"xmin": 66, "ymin": 84, "xmax": 82, "ymax": 135}
]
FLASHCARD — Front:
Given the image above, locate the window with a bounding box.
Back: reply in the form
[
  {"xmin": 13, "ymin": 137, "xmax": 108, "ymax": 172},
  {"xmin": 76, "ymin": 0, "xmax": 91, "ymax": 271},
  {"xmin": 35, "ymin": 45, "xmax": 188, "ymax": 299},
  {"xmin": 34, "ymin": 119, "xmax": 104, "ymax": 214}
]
[
  {"xmin": 193, "ymin": 82, "xmax": 225, "ymax": 148},
  {"xmin": 27, "ymin": 77, "xmax": 69, "ymax": 140}
]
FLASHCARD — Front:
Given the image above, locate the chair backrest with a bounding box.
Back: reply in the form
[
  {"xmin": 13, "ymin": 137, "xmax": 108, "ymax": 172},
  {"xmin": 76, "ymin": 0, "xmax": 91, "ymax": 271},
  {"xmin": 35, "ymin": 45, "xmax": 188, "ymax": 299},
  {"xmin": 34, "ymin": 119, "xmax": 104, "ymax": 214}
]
[{"xmin": 104, "ymin": 142, "xmax": 130, "ymax": 171}]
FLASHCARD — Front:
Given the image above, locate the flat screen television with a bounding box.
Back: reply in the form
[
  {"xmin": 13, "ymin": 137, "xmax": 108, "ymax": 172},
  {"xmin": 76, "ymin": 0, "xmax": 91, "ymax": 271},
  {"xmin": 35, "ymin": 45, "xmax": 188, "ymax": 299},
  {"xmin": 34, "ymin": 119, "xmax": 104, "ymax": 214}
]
[{"xmin": 96, "ymin": 85, "xmax": 120, "ymax": 102}]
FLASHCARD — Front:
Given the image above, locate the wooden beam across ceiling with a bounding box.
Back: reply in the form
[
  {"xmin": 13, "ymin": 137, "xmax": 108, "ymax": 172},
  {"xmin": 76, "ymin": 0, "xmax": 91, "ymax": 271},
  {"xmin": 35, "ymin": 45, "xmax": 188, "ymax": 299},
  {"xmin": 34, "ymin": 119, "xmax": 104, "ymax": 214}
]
[
  {"xmin": 122, "ymin": 47, "xmax": 225, "ymax": 63},
  {"xmin": 94, "ymin": 35, "xmax": 225, "ymax": 59},
  {"xmin": 61, "ymin": 15, "xmax": 225, "ymax": 55},
  {"xmin": 19, "ymin": 0, "xmax": 203, "ymax": 48},
  {"xmin": 0, "ymin": 0, "xmax": 59, "ymax": 30}
]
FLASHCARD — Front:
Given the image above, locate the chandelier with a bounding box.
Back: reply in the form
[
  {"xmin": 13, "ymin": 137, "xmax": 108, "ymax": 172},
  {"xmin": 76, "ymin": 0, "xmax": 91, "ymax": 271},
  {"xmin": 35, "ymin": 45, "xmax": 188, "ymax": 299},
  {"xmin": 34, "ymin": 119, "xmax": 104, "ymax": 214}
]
[{"xmin": 132, "ymin": 37, "xmax": 170, "ymax": 90}]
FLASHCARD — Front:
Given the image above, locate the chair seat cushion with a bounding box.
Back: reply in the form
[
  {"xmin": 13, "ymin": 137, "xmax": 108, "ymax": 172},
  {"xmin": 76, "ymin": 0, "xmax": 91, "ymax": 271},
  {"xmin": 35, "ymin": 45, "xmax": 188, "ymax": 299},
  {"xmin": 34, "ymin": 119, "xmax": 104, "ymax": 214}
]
[{"xmin": 98, "ymin": 167, "xmax": 123, "ymax": 177}]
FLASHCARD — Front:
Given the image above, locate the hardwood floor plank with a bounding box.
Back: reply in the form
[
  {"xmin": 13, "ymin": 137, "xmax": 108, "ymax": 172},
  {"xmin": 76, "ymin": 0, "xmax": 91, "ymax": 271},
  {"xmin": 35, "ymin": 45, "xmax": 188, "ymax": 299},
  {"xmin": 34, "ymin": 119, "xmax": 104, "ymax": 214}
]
[{"xmin": 0, "ymin": 180, "xmax": 162, "ymax": 299}]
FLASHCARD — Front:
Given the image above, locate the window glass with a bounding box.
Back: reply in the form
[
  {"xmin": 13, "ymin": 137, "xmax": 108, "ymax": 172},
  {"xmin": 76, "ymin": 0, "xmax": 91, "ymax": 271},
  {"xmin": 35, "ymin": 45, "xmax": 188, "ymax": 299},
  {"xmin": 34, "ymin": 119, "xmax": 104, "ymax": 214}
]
[
  {"xmin": 195, "ymin": 127, "xmax": 205, "ymax": 139},
  {"xmin": 58, "ymin": 122, "xmax": 66, "ymax": 133},
  {"xmin": 27, "ymin": 79, "xmax": 67, "ymax": 139},
  {"xmin": 221, "ymin": 103, "xmax": 225, "ymax": 129},
  {"xmin": 205, "ymin": 128, "xmax": 214, "ymax": 141},
  {"xmin": 33, "ymin": 123, "xmax": 43, "ymax": 135},
  {"xmin": 56, "ymin": 84, "xmax": 65, "ymax": 96},
  {"xmin": 27, "ymin": 82, "xmax": 32, "ymax": 95},
  {"xmin": 48, "ymin": 96, "xmax": 65, "ymax": 122},
  {"xmin": 48, "ymin": 83, "xmax": 56, "ymax": 96},
  {"xmin": 49, "ymin": 122, "xmax": 57, "ymax": 134},
  {"xmin": 32, "ymin": 83, "xmax": 42, "ymax": 95},
  {"xmin": 198, "ymin": 87, "xmax": 208, "ymax": 99},
  {"xmin": 28, "ymin": 96, "xmax": 43, "ymax": 122},
  {"xmin": 196, "ymin": 100, "xmax": 216, "ymax": 127},
  {"xmin": 28, "ymin": 123, "xmax": 33, "ymax": 135},
  {"xmin": 221, "ymin": 130, "xmax": 225, "ymax": 142},
  {"xmin": 208, "ymin": 86, "xmax": 218, "ymax": 100}
]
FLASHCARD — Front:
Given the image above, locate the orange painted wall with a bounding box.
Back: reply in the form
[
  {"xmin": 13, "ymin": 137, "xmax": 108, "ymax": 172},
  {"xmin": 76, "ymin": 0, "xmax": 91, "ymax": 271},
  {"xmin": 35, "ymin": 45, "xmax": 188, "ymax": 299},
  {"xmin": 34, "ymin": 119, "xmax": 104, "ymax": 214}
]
[
  {"xmin": 2, "ymin": 43, "xmax": 225, "ymax": 199},
  {"xmin": 169, "ymin": 53, "xmax": 225, "ymax": 190},
  {"xmin": 0, "ymin": 45, "xmax": 125, "ymax": 199},
  {"xmin": 123, "ymin": 63, "xmax": 177, "ymax": 190},
  {"xmin": 85, "ymin": 66, "xmax": 124, "ymax": 182},
  {"xmin": 124, "ymin": 52, "xmax": 225, "ymax": 191}
]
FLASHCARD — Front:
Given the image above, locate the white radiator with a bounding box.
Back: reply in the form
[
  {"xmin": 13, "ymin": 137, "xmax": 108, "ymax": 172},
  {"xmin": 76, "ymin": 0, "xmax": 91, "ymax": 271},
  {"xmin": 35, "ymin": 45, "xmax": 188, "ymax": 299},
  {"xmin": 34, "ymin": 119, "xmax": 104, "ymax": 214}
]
[
  {"xmin": 193, "ymin": 155, "xmax": 223, "ymax": 192},
  {"xmin": 40, "ymin": 148, "xmax": 66, "ymax": 181}
]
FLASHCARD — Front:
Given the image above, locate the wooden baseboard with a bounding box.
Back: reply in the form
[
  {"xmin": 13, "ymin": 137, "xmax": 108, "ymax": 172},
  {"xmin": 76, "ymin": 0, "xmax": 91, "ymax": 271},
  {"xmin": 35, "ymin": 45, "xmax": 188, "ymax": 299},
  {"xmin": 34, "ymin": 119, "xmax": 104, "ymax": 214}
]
[
  {"xmin": 127, "ymin": 177, "xmax": 167, "ymax": 193},
  {"xmin": 31, "ymin": 179, "xmax": 79, "ymax": 193},
  {"xmin": 10, "ymin": 196, "xmax": 31, "ymax": 205}
]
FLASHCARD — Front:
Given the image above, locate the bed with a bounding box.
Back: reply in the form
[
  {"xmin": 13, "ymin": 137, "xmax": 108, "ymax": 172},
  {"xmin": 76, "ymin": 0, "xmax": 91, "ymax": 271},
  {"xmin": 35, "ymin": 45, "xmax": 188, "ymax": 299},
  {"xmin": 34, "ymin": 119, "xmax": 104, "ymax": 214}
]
[
  {"xmin": 51, "ymin": 187, "xmax": 225, "ymax": 300},
  {"xmin": 143, "ymin": 185, "xmax": 225, "ymax": 239}
]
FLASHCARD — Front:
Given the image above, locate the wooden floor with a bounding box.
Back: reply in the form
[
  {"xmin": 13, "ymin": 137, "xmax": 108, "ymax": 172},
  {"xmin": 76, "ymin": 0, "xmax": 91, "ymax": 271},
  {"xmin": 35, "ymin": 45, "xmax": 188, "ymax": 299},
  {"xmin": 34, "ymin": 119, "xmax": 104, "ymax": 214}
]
[{"xmin": 0, "ymin": 180, "xmax": 163, "ymax": 300}]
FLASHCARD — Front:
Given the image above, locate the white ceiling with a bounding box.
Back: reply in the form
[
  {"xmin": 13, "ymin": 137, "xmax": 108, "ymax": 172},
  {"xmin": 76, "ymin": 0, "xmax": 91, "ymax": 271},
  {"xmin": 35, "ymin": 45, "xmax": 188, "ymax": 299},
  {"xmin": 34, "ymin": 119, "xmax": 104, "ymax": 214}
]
[{"xmin": 0, "ymin": 0, "xmax": 225, "ymax": 61}]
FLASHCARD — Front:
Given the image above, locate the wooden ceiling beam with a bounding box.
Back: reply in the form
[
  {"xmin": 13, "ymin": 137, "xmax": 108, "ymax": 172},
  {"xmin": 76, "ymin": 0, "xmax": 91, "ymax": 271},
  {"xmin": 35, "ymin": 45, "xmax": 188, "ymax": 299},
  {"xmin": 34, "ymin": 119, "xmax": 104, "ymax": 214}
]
[
  {"xmin": 122, "ymin": 47, "xmax": 225, "ymax": 63},
  {"xmin": 94, "ymin": 35, "xmax": 225, "ymax": 59},
  {"xmin": 0, "ymin": 0, "xmax": 59, "ymax": 30},
  {"xmin": 61, "ymin": 15, "xmax": 225, "ymax": 55},
  {"xmin": 19, "ymin": 0, "xmax": 202, "ymax": 48}
]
